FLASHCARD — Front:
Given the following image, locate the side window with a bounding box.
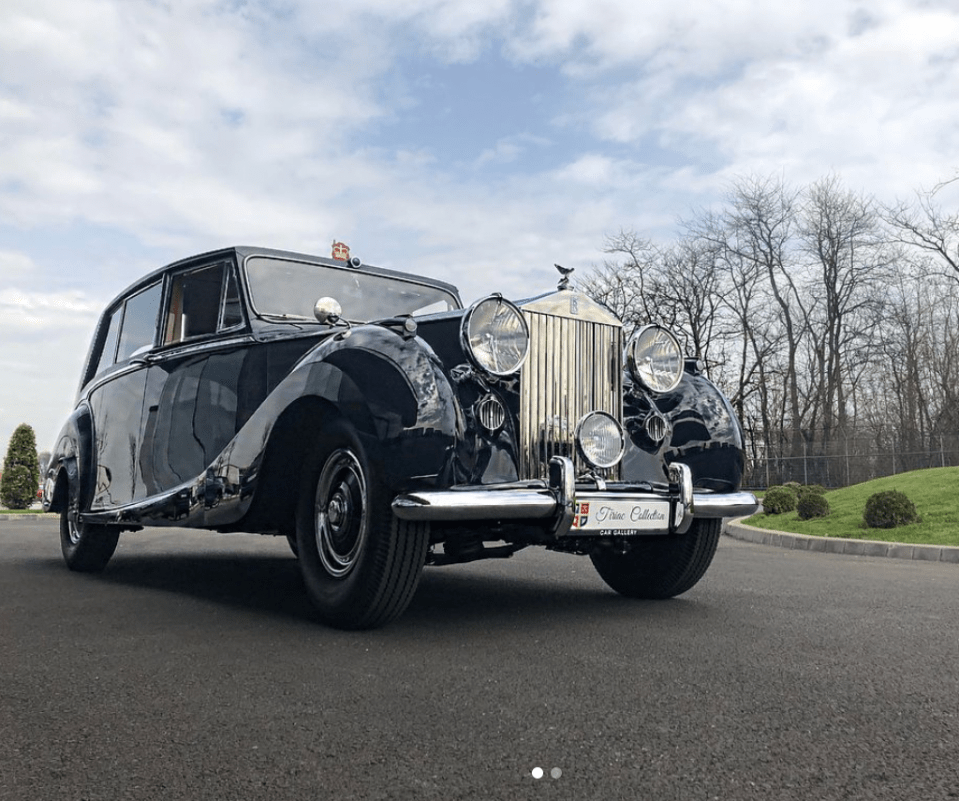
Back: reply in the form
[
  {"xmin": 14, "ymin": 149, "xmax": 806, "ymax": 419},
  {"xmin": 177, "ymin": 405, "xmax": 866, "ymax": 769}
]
[
  {"xmin": 164, "ymin": 261, "xmax": 242, "ymax": 345},
  {"xmin": 220, "ymin": 267, "xmax": 243, "ymax": 329},
  {"xmin": 116, "ymin": 282, "xmax": 162, "ymax": 362},
  {"xmin": 89, "ymin": 306, "xmax": 123, "ymax": 379}
]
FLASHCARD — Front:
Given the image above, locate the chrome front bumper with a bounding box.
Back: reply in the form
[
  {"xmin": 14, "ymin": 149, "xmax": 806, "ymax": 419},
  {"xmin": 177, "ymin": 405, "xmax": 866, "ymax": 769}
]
[{"xmin": 391, "ymin": 457, "xmax": 759, "ymax": 537}]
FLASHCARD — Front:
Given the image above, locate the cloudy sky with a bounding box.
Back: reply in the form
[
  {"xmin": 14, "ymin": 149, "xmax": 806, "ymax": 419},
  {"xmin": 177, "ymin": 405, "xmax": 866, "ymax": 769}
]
[{"xmin": 2, "ymin": 0, "xmax": 958, "ymax": 454}]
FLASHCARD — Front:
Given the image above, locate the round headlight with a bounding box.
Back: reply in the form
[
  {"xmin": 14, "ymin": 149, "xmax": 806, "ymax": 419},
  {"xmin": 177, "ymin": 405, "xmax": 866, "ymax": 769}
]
[
  {"xmin": 461, "ymin": 296, "xmax": 530, "ymax": 376},
  {"xmin": 626, "ymin": 325, "xmax": 684, "ymax": 394},
  {"xmin": 575, "ymin": 411, "xmax": 625, "ymax": 470}
]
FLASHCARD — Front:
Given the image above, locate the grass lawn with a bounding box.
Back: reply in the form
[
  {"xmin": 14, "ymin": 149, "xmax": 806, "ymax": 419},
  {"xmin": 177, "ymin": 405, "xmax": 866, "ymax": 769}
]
[
  {"xmin": 744, "ymin": 466, "xmax": 959, "ymax": 547},
  {"xmin": 0, "ymin": 508, "xmax": 47, "ymax": 514}
]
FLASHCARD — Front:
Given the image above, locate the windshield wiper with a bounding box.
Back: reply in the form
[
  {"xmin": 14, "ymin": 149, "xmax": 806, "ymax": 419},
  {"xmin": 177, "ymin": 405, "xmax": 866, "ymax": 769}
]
[{"xmin": 263, "ymin": 313, "xmax": 316, "ymax": 321}]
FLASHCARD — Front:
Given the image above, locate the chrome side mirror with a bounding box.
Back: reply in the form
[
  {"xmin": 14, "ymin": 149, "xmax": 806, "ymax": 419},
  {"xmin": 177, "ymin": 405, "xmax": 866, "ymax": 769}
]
[{"xmin": 313, "ymin": 297, "xmax": 342, "ymax": 326}]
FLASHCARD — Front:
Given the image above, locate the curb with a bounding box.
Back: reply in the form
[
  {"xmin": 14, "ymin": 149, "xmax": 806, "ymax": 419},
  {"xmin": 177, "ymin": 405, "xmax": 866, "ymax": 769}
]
[
  {"xmin": 0, "ymin": 513, "xmax": 53, "ymax": 522},
  {"xmin": 725, "ymin": 519, "xmax": 959, "ymax": 564}
]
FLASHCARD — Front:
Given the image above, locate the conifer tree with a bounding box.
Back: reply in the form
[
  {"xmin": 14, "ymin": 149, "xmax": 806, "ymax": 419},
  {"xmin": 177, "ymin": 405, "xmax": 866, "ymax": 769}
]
[{"xmin": 1, "ymin": 424, "xmax": 41, "ymax": 510}]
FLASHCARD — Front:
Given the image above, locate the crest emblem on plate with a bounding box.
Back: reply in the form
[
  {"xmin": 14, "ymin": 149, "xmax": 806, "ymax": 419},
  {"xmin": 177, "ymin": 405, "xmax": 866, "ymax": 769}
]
[
  {"xmin": 332, "ymin": 240, "xmax": 350, "ymax": 261},
  {"xmin": 573, "ymin": 501, "xmax": 590, "ymax": 528}
]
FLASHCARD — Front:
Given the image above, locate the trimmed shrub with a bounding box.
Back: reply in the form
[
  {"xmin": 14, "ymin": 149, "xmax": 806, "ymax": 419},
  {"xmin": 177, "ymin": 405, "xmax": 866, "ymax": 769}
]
[
  {"xmin": 797, "ymin": 484, "xmax": 826, "ymax": 499},
  {"xmin": 1, "ymin": 423, "xmax": 41, "ymax": 510},
  {"xmin": 863, "ymin": 490, "xmax": 919, "ymax": 529},
  {"xmin": 763, "ymin": 485, "xmax": 797, "ymax": 515},
  {"xmin": 797, "ymin": 492, "xmax": 830, "ymax": 520}
]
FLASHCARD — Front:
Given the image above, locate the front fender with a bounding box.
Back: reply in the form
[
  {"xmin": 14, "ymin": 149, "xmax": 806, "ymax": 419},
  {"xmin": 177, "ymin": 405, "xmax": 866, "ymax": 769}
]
[
  {"xmin": 296, "ymin": 326, "xmax": 465, "ymax": 486},
  {"xmin": 203, "ymin": 326, "xmax": 464, "ymax": 521},
  {"xmin": 658, "ymin": 372, "xmax": 746, "ymax": 491}
]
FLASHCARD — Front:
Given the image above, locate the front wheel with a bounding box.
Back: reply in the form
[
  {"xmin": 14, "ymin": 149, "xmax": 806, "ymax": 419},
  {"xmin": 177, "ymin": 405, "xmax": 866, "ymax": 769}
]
[
  {"xmin": 295, "ymin": 421, "xmax": 428, "ymax": 629},
  {"xmin": 590, "ymin": 518, "xmax": 722, "ymax": 599},
  {"xmin": 60, "ymin": 505, "xmax": 120, "ymax": 572}
]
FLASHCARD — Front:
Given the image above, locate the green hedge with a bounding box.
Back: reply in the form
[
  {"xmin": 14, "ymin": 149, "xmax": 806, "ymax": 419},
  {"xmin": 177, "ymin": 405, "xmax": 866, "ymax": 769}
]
[
  {"xmin": 863, "ymin": 490, "xmax": 919, "ymax": 529},
  {"xmin": 763, "ymin": 485, "xmax": 797, "ymax": 514},
  {"xmin": 797, "ymin": 492, "xmax": 830, "ymax": 520}
]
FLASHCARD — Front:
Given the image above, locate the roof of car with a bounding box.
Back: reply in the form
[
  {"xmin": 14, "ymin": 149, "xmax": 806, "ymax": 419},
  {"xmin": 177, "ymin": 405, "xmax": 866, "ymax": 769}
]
[{"xmin": 102, "ymin": 245, "xmax": 462, "ymax": 310}]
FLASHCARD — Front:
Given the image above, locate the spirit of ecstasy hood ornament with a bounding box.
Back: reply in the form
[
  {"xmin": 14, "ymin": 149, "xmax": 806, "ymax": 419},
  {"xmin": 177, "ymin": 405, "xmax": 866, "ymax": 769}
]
[{"xmin": 554, "ymin": 263, "xmax": 574, "ymax": 290}]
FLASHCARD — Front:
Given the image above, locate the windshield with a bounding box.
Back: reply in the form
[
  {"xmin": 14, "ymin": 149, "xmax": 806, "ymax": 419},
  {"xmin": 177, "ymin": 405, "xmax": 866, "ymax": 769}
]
[{"xmin": 244, "ymin": 257, "xmax": 459, "ymax": 321}]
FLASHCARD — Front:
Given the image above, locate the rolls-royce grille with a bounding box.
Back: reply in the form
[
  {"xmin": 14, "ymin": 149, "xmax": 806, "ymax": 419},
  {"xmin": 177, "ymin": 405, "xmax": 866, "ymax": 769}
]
[{"xmin": 518, "ymin": 310, "xmax": 623, "ymax": 480}]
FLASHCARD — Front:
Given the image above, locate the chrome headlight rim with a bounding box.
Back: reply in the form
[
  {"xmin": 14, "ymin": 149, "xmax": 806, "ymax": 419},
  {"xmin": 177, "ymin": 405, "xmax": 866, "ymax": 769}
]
[
  {"xmin": 460, "ymin": 295, "xmax": 530, "ymax": 377},
  {"xmin": 574, "ymin": 411, "xmax": 626, "ymax": 470},
  {"xmin": 626, "ymin": 324, "xmax": 684, "ymax": 395}
]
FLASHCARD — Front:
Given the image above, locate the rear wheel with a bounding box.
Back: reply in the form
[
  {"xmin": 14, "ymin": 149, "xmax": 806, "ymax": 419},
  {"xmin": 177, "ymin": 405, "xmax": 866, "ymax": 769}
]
[
  {"xmin": 295, "ymin": 420, "xmax": 428, "ymax": 629},
  {"xmin": 589, "ymin": 518, "xmax": 721, "ymax": 599},
  {"xmin": 60, "ymin": 504, "xmax": 120, "ymax": 573}
]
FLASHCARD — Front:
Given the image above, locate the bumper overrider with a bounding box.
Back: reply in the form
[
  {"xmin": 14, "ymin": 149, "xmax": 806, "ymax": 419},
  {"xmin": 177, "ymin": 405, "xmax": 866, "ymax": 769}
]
[{"xmin": 392, "ymin": 457, "xmax": 759, "ymax": 538}]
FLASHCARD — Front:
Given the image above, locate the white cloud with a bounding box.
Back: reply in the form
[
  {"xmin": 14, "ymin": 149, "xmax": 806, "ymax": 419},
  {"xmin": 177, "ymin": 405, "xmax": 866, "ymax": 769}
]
[
  {"xmin": 651, "ymin": 3, "xmax": 959, "ymax": 192},
  {"xmin": 2, "ymin": 0, "xmax": 959, "ymax": 449},
  {"xmin": 0, "ymin": 251, "xmax": 36, "ymax": 280},
  {"xmin": 0, "ymin": 288, "xmax": 100, "ymax": 331},
  {"xmin": 4, "ymin": 0, "xmax": 956, "ymax": 247},
  {"xmin": 513, "ymin": 0, "xmax": 825, "ymax": 74},
  {"xmin": 475, "ymin": 133, "xmax": 551, "ymax": 166},
  {"xmin": 0, "ymin": 287, "xmax": 100, "ymax": 449}
]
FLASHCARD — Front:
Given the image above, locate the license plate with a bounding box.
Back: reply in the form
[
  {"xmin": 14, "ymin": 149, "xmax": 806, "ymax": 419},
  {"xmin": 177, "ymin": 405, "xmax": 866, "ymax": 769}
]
[{"xmin": 570, "ymin": 498, "xmax": 671, "ymax": 533}]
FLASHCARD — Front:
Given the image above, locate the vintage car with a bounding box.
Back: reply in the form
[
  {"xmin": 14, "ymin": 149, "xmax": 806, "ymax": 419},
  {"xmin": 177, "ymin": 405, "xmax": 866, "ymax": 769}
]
[{"xmin": 43, "ymin": 246, "xmax": 757, "ymax": 628}]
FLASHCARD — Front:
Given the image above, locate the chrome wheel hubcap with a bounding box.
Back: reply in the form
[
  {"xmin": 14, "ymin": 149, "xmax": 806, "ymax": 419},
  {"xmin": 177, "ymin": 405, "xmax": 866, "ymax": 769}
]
[
  {"xmin": 67, "ymin": 509, "xmax": 82, "ymax": 545},
  {"xmin": 314, "ymin": 449, "xmax": 368, "ymax": 578}
]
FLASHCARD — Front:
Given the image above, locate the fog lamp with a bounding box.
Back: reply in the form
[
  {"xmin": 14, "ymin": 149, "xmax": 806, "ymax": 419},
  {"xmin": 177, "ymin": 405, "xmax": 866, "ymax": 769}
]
[{"xmin": 575, "ymin": 411, "xmax": 625, "ymax": 470}]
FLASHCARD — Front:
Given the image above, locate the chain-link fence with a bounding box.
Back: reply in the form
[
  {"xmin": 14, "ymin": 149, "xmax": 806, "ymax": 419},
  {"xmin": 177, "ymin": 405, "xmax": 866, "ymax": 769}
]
[{"xmin": 742, "ymin": 429, "xmax": 959, "ymax": 489}]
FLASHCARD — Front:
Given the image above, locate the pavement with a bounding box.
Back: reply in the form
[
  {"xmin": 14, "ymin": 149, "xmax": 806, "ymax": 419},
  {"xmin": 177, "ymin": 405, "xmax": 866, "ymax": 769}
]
[
  {"xmin": 6, "ymin": 510, "xmax": 958, "ymax": 564},
  {"xmin": 4, "ymin": 517, "xmax": 958, "ymax": 800}
]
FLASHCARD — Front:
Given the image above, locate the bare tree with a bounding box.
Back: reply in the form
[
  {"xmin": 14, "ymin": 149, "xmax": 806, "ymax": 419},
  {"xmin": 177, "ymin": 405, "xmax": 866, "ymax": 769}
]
[
  {"xmin": 683, "ymin": 206, "xmax": 780, "ymax": 435},
  {"xmin": 696, "ymin": 175, "xmax": 809, "ymax": 459},
  {"xmin": 654, "ymin": 239, "xmax": 727, "ymax": 364},
  {"xmin": 581, "ymin": 231, "xmax": 727, "ymax": 363},
  {"xmin": 581, "ymin": 170, "xmax": 959, "ymax": 486},
  {"xmin": 797, "ymin": 176, "xmax": 890, "ymax": 456},
  {"xmin": 581, "ymin": 231, "xmax": 659, "ymax": 335},
  {"xmin": 884, "ymin": 176, "xmax": 959, "ymax": 285}
]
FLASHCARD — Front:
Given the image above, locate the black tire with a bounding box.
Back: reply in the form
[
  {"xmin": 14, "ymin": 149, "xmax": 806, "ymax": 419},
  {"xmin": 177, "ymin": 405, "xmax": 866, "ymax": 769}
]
[
  {"xmin": 286, "ymin": 533, "xmax": 299, "ymax": 558},
  {"xmin": 295, "ymin": 420, "xmax": 428, "ymax": 629},
  {"xmin": 60, "ymin": 505, "xmax": 120, "ymax": 573},
  {"xmin": 589, "ymin": 518, "xmax": 722, "ymax": 599}
]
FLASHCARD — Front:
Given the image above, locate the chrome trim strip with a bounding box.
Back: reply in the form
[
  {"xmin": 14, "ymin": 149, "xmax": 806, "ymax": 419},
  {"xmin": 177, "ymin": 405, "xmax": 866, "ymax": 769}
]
[
  {"xmin": 549, "ymin": 456, "xmax": 576, "ymax": 537},
  {"xmin": 519, "ymin": 289, "xmax": 623, "ymax": 325},
  {"xmin": 392, "ymin": 489, "xmax": 557, "ymax": 521},
  {"xmin": 691, "ymin": 491, "xmax": 759, "ymax": 519},
  {"xmin": 392, "ymin": 469, "xmax": 758, "ymax": 528},
  {"xmin": 669, "ymin": 463, "xmax": 695, "ymax": 533}
]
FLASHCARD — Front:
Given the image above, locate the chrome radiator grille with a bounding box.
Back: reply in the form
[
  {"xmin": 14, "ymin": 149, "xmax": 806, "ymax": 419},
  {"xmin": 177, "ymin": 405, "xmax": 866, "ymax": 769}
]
[{"xmin": 518, "ymin": 310, "xmax": 623, "ymax": 480}]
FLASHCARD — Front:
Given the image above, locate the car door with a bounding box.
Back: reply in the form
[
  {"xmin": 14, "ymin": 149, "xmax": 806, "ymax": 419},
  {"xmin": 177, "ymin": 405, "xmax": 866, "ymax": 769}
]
[
  {"xmin": 86, "ymin": 280, "xmax": 163, "ymax": 510},
  {"xmin": 138, "ymin": 258, "xmax": 252, "ymax": 497}
]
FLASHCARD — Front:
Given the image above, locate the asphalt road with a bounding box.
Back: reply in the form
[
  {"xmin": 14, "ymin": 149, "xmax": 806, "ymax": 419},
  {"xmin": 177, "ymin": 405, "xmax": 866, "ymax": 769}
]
[{"xmin": 2, "ymin": 518, "xmax": 957, "ymax": 801}]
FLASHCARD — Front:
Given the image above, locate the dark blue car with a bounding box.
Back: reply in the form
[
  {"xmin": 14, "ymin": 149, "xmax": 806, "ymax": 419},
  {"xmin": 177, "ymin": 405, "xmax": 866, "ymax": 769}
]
[{"xmin": 43, "ymin": 246, "xmax": 757, "ymax": 628}]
